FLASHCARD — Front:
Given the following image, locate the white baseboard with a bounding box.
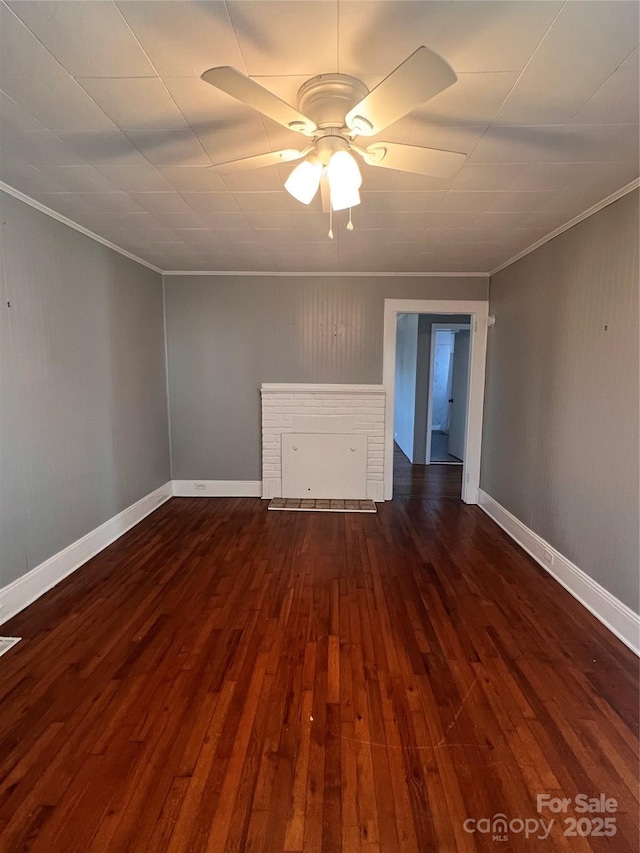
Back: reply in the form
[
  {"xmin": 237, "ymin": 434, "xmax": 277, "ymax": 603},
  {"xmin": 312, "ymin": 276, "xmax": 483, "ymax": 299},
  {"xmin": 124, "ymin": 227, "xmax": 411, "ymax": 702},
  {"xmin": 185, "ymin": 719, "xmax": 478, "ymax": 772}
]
[
  {"xmin": 478, "ymin": 490, "xmax": 640, "ymax": 656},
  {"xmin": 0, "ymin": 483, "xmax": 172, "ymax": 626},
  {"xmin": 172, "ymin": 480, "xmax": 262, "ymax": 497}
]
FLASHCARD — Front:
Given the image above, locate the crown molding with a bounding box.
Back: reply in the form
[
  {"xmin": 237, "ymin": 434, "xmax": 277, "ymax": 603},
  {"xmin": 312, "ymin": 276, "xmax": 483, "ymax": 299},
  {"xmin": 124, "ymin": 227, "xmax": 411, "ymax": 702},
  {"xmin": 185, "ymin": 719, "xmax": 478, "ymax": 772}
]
[
  {"xmin": 161, "ymin": 270, "xmax": 489, "ymax": 277},
  {"xmin": 0, "ymin": 181, "xmax": 163, "ymax": 275},
  {"xmin": 489, "ymin": 178, "xmax": 640, "ymax": 277},
  {"xmin": 4, "ymin": 175, "xmax": 637, "ymax": 282},
  {"xmin": 0, "ymin": 181, "xmax": 487, "ymax": 278}
]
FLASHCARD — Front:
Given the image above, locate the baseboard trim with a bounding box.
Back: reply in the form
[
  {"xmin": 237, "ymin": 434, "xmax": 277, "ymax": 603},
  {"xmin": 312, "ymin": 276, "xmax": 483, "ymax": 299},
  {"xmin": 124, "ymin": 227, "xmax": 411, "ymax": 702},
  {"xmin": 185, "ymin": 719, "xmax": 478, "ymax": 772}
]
[
  {"xmin": 0, "ymin": 483, "xmax": 172, "ymax": 626},
  {"xmin": 478, "ymin": 490, "xmax": 640, "ymax": 656},
  {"xmin": 172, "ymin": 480, "xmax": 262, "ymax": 497}
]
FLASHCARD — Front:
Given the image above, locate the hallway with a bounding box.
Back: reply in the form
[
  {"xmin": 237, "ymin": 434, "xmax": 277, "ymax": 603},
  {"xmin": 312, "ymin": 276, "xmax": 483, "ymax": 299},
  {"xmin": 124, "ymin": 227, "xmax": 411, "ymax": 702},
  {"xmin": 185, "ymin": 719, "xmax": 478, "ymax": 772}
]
[{"xmin": 393, "ymin": 443, "xmax": 463, "ymax": 499}]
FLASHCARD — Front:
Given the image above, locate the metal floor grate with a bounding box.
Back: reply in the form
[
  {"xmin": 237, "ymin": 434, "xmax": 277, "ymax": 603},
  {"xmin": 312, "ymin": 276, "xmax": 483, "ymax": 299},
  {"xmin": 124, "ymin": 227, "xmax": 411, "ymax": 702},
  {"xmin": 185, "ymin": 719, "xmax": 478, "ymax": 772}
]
[{"xmin": 268, "ymin": 498, "xmax": 377, "ymax": 513}]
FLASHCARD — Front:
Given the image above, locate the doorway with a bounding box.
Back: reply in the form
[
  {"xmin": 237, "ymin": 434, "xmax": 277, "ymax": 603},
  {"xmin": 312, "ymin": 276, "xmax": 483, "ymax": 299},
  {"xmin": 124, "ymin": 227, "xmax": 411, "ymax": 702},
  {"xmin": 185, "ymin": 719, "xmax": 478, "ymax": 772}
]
[
  {"xmin": 426, "ymin": 323, "xmax": 471, "ymax": 465},
  {"xmin": 383, "ymin": 298, "xmax": 489, "ymax": 503}
]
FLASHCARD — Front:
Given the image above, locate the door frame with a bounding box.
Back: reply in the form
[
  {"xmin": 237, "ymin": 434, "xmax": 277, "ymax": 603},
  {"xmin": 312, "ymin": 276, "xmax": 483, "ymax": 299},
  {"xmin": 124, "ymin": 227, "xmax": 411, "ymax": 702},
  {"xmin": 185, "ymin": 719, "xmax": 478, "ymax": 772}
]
[
  {"xmin": 425, "ymin": 322, "xmax": 471, "ymax": 465},
  {"xmin": 383, "ymin": 299, "xmax": 488, "ymax": 503}
]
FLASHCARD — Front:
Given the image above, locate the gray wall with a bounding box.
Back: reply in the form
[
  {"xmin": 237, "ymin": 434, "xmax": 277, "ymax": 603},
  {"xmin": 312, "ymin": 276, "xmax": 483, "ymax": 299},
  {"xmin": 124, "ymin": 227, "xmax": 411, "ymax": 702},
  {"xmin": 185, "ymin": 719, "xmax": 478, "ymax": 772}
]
[
  {"xmin": 393, "ymin": 314, "xmax": 418, "ymax": 460},
  {"xmin": 0, "ymin": 191, "xmax": 170, "ymax": 588},
  {"xmin": 164, "ymin": 275, "xmax": 487, "ymax": 480},
  {"xmin": 482, "ymin": 190, "xmax": 639, "ymax": 612}
]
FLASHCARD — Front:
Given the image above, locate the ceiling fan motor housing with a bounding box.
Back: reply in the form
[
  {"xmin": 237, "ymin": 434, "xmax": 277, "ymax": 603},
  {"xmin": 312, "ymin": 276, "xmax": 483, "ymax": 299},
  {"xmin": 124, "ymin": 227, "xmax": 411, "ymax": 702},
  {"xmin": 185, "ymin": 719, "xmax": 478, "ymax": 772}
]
[{"xmin": 297, "ymin": 74, "xmax": 369, "ymax": 134}]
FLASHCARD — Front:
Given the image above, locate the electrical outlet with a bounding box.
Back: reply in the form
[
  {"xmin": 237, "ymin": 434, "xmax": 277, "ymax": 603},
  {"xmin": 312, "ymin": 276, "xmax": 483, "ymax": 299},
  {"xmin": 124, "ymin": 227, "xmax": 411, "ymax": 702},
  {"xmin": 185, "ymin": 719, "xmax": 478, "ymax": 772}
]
[
  {"xmin": 194, "ymin": 482, "xmax": 206, "ymax": 491},
  {"xmin": 542, "ymin": 548, "xmax": 554, "ymax": 565}
]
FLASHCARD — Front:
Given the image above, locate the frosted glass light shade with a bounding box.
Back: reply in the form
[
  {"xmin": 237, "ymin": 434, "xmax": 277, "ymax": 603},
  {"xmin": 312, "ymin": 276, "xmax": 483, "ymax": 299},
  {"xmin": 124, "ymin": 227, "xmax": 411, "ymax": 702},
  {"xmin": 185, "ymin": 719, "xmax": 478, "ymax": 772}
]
[
  {"xmin": 284, "ymin": 157, "xmax": 322, "ymax": 204},
  {"xmin": 330, "ymin": 185, "xmax": 360, "ymax": 211},
  {"xmin": 327, "ymin": 150, "xmax": 362, "ymax": 211}
]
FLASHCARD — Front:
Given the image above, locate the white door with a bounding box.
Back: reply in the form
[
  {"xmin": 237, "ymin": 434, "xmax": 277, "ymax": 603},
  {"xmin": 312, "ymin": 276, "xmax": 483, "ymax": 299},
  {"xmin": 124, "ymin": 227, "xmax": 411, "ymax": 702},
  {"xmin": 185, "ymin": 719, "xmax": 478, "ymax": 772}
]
[{"xmin": 447, "ymin": 330, "xmax": 470, "ymax": 461}]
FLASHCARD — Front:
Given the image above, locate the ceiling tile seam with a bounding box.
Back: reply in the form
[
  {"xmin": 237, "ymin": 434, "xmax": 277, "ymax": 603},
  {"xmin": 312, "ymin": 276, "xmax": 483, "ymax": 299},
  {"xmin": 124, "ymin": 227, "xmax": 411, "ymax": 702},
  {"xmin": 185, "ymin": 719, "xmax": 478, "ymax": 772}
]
[
  {"xmin": 2, "ymin": 0, "xmax": 170, "ymax": 171},
  {"xmin": 566, "ymin": 44, "xmax": 640, "ymax": 122},
  {"xmin": 488, "ymin": 177, "xmax": 640, "ymax": 277},
  {"xmin": 2, "ymin": 4, "xmax": 182, "ymax": 197},
  {"xmin": 217, "ymin": 1, "xmax": 281, "ymax": 181},
  {"xmin": 464, "ymin": 0, "xmax": 568, "ymax": 160},
  {"xmin": 223, "ymin": 0, "xmax": 250, "ymax": 76},
  {"xmin": 496, "ymin": 0, "xmax": 568, "ymax": 106},
  {"xmin": 1, "ymin": 0, "xmax": 129, "ymax": 138},
  {"xmin": 0, "ymin": 87, "xmax": 48, "ymax": 133},
  {"xmin": 112, "ymin": 0, "xmax": 212, "ymax": 166}
]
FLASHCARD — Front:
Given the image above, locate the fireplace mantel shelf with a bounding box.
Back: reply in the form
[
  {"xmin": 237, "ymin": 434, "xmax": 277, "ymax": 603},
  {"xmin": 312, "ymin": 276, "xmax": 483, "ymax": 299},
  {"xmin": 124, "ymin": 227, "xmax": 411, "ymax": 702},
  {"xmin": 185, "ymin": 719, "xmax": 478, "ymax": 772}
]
[{"xmin": 261, "ymin": 383, "xmax": 385, "ymax": 394}]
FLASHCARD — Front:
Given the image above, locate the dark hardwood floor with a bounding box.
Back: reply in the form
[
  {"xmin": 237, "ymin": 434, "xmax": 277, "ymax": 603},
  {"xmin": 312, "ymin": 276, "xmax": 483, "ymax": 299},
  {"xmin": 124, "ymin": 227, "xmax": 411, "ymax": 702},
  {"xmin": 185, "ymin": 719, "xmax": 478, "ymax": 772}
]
[
  {"xmin": 393, "ymin": 443, "xmax": 464, "ymax": 500},
  {"xmin": 0, "ymin": 470, "xmax": 638, "ymax": 851}
]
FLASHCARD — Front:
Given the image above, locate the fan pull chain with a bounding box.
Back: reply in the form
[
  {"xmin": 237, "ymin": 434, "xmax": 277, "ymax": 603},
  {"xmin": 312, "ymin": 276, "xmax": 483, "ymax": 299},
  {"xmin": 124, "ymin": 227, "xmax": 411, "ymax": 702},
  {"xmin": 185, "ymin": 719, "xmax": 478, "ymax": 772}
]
[
  {"xmin": 347, "ymin": 208, "xmax": 354, "ymax": 231},
  {"xmin": 328, "ymin": 205, "xmax": 334, "ymax": 240}
]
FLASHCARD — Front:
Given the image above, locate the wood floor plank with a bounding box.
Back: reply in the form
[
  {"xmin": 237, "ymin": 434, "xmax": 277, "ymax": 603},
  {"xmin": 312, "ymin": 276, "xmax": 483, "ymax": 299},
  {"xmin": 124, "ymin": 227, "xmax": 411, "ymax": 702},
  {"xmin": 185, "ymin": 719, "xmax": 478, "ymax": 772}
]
[{"xmin": 0, "ymin": 462, "xmax": 637, "ymax": 851}]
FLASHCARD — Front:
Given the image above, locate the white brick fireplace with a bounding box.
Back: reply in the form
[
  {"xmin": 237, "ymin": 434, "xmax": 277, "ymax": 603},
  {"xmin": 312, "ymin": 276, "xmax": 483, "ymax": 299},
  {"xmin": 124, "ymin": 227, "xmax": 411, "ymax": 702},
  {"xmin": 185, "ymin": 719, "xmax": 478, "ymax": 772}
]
[{"xmin": 261, "ymin": 384, "xmax": 386, "ymax": 501}]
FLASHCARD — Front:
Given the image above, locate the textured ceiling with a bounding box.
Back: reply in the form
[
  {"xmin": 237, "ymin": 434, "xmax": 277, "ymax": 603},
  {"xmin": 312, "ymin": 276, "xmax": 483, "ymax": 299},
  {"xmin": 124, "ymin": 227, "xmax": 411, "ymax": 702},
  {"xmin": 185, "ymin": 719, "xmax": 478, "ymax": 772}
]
[{"xmin": 0, "ymin": 0, "xmax": 638, "ymax": 273}]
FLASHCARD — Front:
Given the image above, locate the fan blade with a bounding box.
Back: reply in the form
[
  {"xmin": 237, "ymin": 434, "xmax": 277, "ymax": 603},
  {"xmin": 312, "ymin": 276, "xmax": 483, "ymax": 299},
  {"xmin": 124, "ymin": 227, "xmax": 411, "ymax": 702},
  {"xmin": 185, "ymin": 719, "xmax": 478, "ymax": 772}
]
[
  {"xmin": 202, "ymin": 67, "xmax": 317, "ymax": 135},
  {"xmin": 346, "ymin": 46, "xmax": 456, "ymax": 136},
  {"xmin": 209, "ymin": 148, "xmax": 310, "ymax": 174},
  {"xmin": 356, "ymin": 142, "xmax": 465, "ymax": 179}
]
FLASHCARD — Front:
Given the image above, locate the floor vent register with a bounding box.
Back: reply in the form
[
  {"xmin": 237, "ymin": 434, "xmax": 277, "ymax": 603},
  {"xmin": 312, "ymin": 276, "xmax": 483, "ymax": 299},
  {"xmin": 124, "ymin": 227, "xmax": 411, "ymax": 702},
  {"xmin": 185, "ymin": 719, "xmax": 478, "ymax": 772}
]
[{"xmin": 268, "ymin": 498, "xmax": 377, "ymax": 513}]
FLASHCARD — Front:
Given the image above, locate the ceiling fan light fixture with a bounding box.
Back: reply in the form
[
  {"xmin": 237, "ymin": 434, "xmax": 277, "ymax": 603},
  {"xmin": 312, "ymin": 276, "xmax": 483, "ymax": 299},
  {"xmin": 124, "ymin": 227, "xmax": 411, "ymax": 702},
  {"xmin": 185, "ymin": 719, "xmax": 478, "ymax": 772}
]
[
  {"xmin": 327, "ymin": 150, "xmax": 362, "ymax": 211},
  {"xmin": 284, "ymin": 156, "xmax": 323, "ymax": 205},
  {"xmin": 327, "ymin": 150, "xmax": 362, "ymax": 187},
  {"xmin": 330, "ymin": 185, "xmax": 360, "ymax": 212}
]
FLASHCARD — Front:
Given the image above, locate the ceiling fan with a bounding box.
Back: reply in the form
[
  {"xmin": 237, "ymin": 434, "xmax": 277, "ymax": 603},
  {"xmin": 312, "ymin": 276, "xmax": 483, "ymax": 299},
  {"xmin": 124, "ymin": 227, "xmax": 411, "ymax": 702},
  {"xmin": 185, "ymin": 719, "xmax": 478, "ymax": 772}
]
[{"xmin": 201, "ymin": 47, "xmax": 466, "ymax": 231}]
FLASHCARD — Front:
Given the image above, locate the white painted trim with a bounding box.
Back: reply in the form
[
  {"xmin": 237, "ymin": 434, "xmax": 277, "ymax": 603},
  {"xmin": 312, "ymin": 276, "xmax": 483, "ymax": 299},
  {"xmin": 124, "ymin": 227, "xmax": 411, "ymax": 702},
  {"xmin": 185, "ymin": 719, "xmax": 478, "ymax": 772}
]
[
  {"xmin": 163, "ymin": 271, "xmax": 490, "ymax": 277},
  {"xmin": 162, "ymin": 178, "xmax": 640, "ymax": 279},
  {"xmin": 172, "ymin": 480, "xmax": 262, "ymax": 497},
  {"xmin": 0, "ymin": 181, "xmax": 163, "ymax": 274},
  {"xmin": 478, "ymin": 490, "xmax": 640, "ymax": 656},
  {"xmin": 162, "ymin": 277, "xmax": 173, "ymax": 478},
  {"xmin": 489, "ymin": 178, "xmax": 640, "ymax": 276},
  {"xmin": 0, "ymin": 483, "xmax": 172, "ymax": 626},
  {"xmin": 425, "ymin": 323, "xmax": 471, "ymax": 464},
  {"xmin": 261, "ymin": 383, "xmax": 384, "ymax": 394},
  {"xmin": 383, "ymin": 300, "xmax": 488, "ymax": 504},
  {"xmin": 5, "ymin": 173, "xmax": 637, "ymax": 281}
]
